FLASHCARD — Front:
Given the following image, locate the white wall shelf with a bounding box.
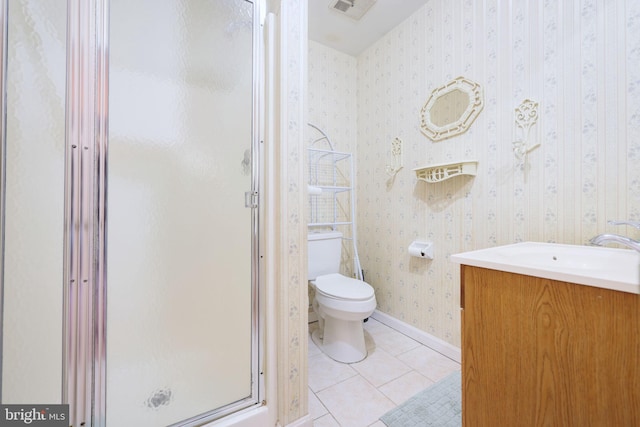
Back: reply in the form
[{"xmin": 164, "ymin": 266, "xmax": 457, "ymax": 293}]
[
  {"xmin": 413, "ymin": 160, "xmax": 478, "ymax": 183},
  {"xmin": 309, "ymin": 185, "xmax": 351, "ymax": 193},
  {"xmin": 307, "ymin": 147, "xmax": 355, "ymax": 229}
]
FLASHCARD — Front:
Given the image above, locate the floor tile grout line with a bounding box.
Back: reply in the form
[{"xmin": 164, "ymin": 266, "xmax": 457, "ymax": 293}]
[
  {"xmin": 308, "ymin": 319, "xmax": 461, "ymax": 426},
  {"xmin": 309, "ymin": 365, "xmax": 358, "ymax": 394},
  {"xmin": 308, "ymin": 388, "xmax": 330, "ymax": 421}
]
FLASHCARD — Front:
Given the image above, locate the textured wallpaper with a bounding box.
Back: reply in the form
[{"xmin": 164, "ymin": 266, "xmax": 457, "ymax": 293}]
[
  {"xmin": 276, "ymin": 0, "xmax": 309, "ymax": 424},
  {"xmin": 308, "ymin": 42, "xmax": 358, "ymax": 157},
  {"xmin": 307, "ymin": 41, "xmax": 359, "ymax": 281},
  {"xmin": 309, "ymin": 0, "xmax": 640, "ymax": 348}
]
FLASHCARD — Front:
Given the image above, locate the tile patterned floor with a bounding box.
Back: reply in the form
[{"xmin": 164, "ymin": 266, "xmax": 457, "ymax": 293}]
[{"xmin": 308, "ymin": 318, "xmax": 461, "ymax": 427}]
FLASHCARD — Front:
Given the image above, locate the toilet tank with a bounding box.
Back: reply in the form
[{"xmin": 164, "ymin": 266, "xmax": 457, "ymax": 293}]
[{"xmin": 307, "ymin": 231, "xmax": 343, "ymax": 280}]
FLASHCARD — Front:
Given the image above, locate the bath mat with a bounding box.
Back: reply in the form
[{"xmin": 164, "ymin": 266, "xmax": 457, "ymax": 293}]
[{"xmin": 380, "ymin": 370, "xmax": 461, "ymax": 427}]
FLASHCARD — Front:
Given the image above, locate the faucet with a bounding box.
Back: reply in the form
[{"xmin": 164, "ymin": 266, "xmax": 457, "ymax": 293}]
[
  {"xmin": 607, "ymin": 220, "xmax": 640, "ymax": 229},
  {"xmin": 589, "ymin": 234, "xmax": 640, "ymax": 252},
  {"xmin": 589, "ymin": 220, "xmax": 640, "ymax": 252}
]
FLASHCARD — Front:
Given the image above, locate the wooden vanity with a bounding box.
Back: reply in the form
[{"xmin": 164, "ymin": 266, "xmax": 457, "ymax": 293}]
[{"xmin": 459, "ymin": 266, "xmax": 639, "ymax": 426}]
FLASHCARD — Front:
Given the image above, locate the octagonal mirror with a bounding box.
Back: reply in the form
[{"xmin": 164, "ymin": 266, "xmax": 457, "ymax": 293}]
[{"xmin": 420, "ymin": 76, "xmax": 484, "ymax": 141}]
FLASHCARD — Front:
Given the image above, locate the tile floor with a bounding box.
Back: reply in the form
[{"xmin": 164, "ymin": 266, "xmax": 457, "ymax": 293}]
[{"xmin": 308, "ymin": 318, "xmax": 461, "ymax": 427}]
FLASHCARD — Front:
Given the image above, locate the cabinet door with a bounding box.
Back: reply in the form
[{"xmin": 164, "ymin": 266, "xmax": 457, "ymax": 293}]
[{"xmin": 461, "ymin": 266, "xmax": 640, "ymax": 427}]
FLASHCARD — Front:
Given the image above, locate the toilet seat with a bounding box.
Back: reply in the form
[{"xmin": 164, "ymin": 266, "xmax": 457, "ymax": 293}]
[{"xmin": 314, "ymin": 273, "xmax": 374, "ymax": 301}]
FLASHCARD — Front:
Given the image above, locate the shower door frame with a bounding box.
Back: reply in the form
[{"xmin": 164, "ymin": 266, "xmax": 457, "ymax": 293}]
[{"xmin": 0, "ymin": 0, "xmax": 265, "ymax": 425}]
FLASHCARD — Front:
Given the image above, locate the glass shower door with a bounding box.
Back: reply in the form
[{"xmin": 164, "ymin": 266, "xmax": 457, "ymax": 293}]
[
  {"xmin": 0, "ymin": 0, "xmax": 67, "ymax": 404},
  {"xmin": 106, "ymin": 0, "xmax": 258, "ymax": 425}
]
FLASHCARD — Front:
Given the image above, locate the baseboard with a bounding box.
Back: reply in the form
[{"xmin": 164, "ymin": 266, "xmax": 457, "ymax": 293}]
[
  {"xmin": 283, "ymin": 414, "xmax": 313, "ymax": 427},
  {"xmin": 370, "ymin": 310, "xmax": 461, "ymax": 363}
]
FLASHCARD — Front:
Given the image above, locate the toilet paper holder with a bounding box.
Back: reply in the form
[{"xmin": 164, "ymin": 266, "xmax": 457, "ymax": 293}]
[{"xmin": 408, "ymin": 240, "xmax": 434, "ymax": 259}]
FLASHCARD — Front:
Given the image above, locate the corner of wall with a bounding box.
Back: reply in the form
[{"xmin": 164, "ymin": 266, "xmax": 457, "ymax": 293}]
[{"xmin": 272, "ymin": 0, "xmax": 309, "ymax": 425}]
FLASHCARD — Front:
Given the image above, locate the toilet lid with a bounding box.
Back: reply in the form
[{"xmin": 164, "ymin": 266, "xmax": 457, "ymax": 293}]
[{"xmin": 314, "ymin": 273, "xmax": 375, "ymax": 301}]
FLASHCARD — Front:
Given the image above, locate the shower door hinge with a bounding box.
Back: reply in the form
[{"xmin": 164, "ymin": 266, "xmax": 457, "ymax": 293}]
[{"xmin": 245, "ymin": 191, "xmax": 259, "ymax": 208}]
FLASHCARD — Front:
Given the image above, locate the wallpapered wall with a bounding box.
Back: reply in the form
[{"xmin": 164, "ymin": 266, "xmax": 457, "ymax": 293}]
[
  {"xmin": 307, "ymin": 42, "xmax": 359, "ymax": 281},
  {"xmin": 276, "ymin": 0, "xmax": 309, "ymax": 424},
  {"xmin": 309, "ymin": 0, "xmax": 640, "ymax": 348},
  {"xmin": 307, "ymin": 44, "xmax": 357, "ymax": 157}
]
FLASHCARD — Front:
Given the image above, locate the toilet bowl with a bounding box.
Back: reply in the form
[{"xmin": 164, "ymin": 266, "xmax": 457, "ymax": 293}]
[
  {"xmin": 308, "ymin": 231, "xmax": 377, "ymax": 363},
  {"xmin": 310, "ymin": 274, "xmax": 376, "ymax": 363}
]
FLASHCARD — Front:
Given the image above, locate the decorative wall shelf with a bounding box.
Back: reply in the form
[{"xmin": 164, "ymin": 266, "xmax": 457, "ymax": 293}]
[{"xmin": 413, "ymin": 160, "xmax": 478, "ymax": 183}]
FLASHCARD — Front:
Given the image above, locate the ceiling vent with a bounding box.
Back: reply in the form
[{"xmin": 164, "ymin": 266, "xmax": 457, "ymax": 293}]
[{"xmin": 329, "ymin": 0, "xmax": 377, "ymax": 21}]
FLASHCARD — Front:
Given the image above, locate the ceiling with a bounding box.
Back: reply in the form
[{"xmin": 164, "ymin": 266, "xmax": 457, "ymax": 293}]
[{"xmin": 308, "ymin": 0, "xmax": 429, "ymax": 57}]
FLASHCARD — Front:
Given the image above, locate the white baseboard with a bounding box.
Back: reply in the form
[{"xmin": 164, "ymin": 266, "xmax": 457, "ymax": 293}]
[{"xmin": 370, "ymin": 310, "xmax": 461, "ymax": 363}]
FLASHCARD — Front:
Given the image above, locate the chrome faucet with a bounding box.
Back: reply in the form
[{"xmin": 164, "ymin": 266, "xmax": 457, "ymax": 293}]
[
  {"xmin": 589, "ymin": 220, "xmax": 640, "ymax": 252},
  {"xmin": 589, "ymin": 234, "xmax": 640, "ymax": 252},
  {"xmin": 607, "ymin": 220, "xmax": 640, "ymax": 229}
]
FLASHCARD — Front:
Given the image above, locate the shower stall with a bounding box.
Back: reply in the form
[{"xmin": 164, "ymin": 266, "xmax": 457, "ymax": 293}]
[{"xmin": 0, "ymin": 0, "xmax": 264, "ymax": 425}]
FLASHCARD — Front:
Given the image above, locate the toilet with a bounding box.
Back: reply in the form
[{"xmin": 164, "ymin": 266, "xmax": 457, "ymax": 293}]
[{"xmin": 308, "ymin": 231, "xmax": 376, "ymax": 363}]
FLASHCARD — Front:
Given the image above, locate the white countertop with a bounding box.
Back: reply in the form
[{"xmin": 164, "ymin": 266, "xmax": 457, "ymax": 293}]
[{"xmin": 451, "ymin": 242, "xmax": 640, "ymax": 294}]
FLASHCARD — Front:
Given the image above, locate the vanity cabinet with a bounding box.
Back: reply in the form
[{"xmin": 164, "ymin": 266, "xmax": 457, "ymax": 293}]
[{"xmin": 460, "ymin": 266, "xmax": 639, "ymax": 427}]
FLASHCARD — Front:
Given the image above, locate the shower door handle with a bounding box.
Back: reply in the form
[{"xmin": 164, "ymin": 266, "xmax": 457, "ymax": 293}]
[{"xmin": 245, "ymin": 191, "xmax": 258, "ymax": 208}]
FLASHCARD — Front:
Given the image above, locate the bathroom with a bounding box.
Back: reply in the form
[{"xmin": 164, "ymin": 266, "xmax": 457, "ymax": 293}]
[
  {"xmin": 304, "ymin": 0, "xmax": 640, "ymax": 425},
  {"xmin": 0, "ymin": 0, "xmax": 638, "ymax": 426}
]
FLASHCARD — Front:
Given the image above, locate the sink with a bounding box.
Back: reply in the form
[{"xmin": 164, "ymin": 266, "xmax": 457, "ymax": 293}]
[{"xmin": 451, "ymin": 242, "xmax": 640, "ymax": 294}]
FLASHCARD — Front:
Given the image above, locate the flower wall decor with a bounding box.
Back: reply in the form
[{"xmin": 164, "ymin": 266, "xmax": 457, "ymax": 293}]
[
  {"xmin": 385, "ymin": 137, "xmax": 404, "ymax": 177},
  {"xmin": 513, "ymin": 99, "xmax": 540, "ymax": 164}
]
